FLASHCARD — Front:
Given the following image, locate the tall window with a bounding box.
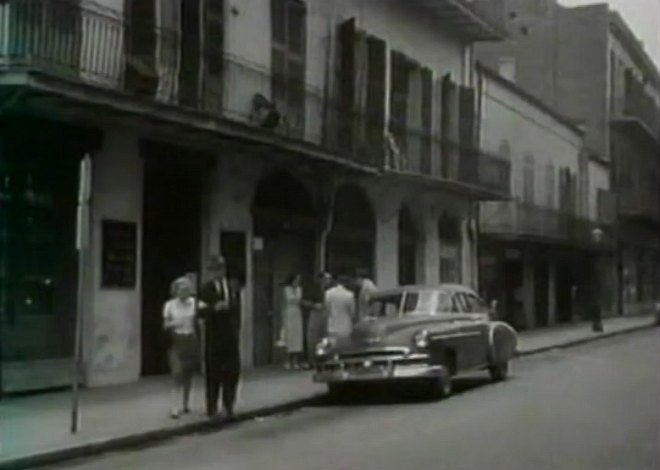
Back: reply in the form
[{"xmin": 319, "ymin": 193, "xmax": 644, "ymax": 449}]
[
  {"xmin": 335, "ymin": 19, "xmax": 386, "ymax": 166},
  {"xmin": 545, "ymin": 162, "xmax": 555, "ymax": 208},
  {"xmin": 272, "ymin": 0, "xmax": 306, "ymax": 136},
  {"xmin": 522, "ymin": 155, "xmax": 535, "ymax": 204},
  {"xmin": 389, "ymin": 51, "xmax": 433, "ymax": 173}
]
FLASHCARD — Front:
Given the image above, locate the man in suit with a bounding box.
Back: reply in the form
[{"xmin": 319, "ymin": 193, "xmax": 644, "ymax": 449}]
[
  {"xmin": 324, "ymin": 274, "xmax": 356, "ymax": 338},
  {"xmin": 198, "ymin": 255, "xmax": 241, "ymax": 420}
]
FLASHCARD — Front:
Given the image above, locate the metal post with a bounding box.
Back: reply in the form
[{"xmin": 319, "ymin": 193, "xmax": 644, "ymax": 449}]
[{"xmin": 71, "ymin": 155, "xmax": 92, "ymax": 434}]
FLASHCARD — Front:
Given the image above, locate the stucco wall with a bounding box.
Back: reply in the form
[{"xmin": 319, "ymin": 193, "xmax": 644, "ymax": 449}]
[
  {"xmin": 86, "ymin": 130, "xmax": 142, "ymax": 387},
  {"xmin": 479, "ymin": 72, "xmax": 584, "ymax": 211},
  {"xmin": 587, "ymin": 159, "xmax": 610, "ymax": 221}
]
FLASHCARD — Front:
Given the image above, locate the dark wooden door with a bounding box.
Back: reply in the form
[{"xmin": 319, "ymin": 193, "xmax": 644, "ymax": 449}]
[{"xmin": 141, "ymin": 147, "xmax": 203, "ymax": 376}]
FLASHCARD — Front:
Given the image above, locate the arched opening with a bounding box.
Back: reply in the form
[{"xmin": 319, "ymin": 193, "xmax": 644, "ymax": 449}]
[
  {"xmin": 327, "ymin": 184, "xmax": 376, "ymax": 277},
  {"xmin": 251, "ymin": 170, "xmax": 317, "ymax": 366},
  {"xmin": 398, "ymin": 205, "xmax": 419, "ymax": 286}
]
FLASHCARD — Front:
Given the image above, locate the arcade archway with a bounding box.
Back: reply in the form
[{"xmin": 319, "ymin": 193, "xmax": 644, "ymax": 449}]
[{"xmin": 251, "ymin": 170, "xmax": 317, "ymax": 365}]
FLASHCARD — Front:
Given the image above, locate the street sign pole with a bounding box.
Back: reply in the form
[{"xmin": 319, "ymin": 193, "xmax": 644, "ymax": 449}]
[{"xmin": 71, "ymin": 155, "xmax": 92, "ymax": 434}]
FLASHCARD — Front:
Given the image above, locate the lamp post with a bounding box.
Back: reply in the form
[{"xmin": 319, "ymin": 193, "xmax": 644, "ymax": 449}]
[{"xmin": 591, "ymin": 227, "xmax": 605, "ymax": 332}]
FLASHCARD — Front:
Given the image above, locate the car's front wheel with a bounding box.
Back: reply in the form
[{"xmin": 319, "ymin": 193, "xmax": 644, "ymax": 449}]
[
  {"xmin": 327, "ymin": 383, "xmax": 350, "ymax": 401},
  {"xmin": 488, "ymin": 361, "xmax": 509, "ymax": 382},
  {"xmin": 426, "ymin": 376, "xmax": 452, "ymax": 400}
]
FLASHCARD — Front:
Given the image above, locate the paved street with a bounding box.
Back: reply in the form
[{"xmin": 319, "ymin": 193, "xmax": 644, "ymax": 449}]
[{"xmin": 52, "ymin": 329, "xmax": 659, "ymax": 470}]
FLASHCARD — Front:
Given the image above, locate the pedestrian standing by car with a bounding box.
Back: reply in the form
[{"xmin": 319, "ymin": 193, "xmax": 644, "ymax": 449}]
[
  {"xmin": 306, "ymin": 272, "xmax": 334, "ymax": 365},
  {"xmin": 163, "ymin": 276, "xmax": 199, "ymax": 419},
  {"xmin": 197, "ymin": 255, "xmax": 242, "ymax": 421},
  {"xmin": 325, "ymin": 274, "xmax": 356, "ymax": 338},
  {"xmin": 354, "ymin": 268, "xmax": 378, "ymax": 322},
  {"xmin": 280, "ymin": 273, "xmax": 305, "ymax": 369}
]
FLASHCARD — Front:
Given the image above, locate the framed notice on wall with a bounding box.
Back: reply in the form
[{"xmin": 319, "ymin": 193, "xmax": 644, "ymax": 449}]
[{"xmin": 101, "ymin": 220, "xmax": 138, "ymax": 289}]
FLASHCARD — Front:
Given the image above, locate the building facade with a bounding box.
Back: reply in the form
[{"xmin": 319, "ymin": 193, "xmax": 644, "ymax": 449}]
[
  {"xmin": 476, "ymin": 64, "xmax": 610, "ymax": 330},
  {"xmin": 475, "ymin": 0, "xmax": 660, "ymax": 319},
  {"xmin": 0, "ymin": 0, "xmax": 510, "ymax": 393}
]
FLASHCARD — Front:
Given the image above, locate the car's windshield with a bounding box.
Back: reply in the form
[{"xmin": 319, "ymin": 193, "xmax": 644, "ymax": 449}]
[{"xmin": 368, "ymin": 291, "xmax": 434, "ymax": 317}]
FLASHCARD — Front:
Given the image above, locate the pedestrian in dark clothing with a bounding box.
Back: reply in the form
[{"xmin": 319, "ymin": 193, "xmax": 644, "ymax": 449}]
[
  {"xmin": 306, "ymin": 272, "xmax": 333, "ymax": 365},
  {"xmin": 198, "ymin": 255, "xmax": 242, "ymax": 420}
]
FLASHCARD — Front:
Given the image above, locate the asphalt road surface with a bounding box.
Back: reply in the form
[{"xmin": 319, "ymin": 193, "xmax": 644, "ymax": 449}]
[{"xmin": 56, "ymin": 329, "xmax": 659, "ymax": 470}]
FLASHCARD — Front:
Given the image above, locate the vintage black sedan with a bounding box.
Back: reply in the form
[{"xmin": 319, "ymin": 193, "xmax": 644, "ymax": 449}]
[{"xmin": 313, "ymin": 284, "xmax": 518, "ymax": 398}]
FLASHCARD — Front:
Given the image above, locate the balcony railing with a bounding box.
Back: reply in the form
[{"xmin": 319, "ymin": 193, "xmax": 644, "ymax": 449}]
[
  {"xmin": 0, "ymin": 0, "xmax": 509, "ymax": 196},
  {"xmin": 617, "ymin": 188, "xmax": 660, "ymax": 222},
  {"xmin": 385, "ymin": 127, "xmax": 511, "ymax": 196},
  {"xmin": 479, "ymin": 201, "xmax": 610, "ymax": 248},
  {"xmin": 612, "ymin": 89, "xmax": 660, "ymax": 140}
]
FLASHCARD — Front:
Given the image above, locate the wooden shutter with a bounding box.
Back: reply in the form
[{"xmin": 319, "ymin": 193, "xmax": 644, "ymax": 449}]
[
  {"xmin": 365, "ymin": 35, "xmax": 386, "ymax": 167},
  {"xmin": 458, "ymin": 85, "xmax": 476, "ymax": 184},
  {"xmin": 337, "ymin": 18, "xmax": 357, "ymax": 153},
  {"xmin": 124, "ymin": 0, "xmax": 157, "ymax": 96},
  {"xmin": 179, "ymin": 0, "xmax": 202, "ymax": 107},
  {"xmin": 421, "ymin": 67, "xmax": 433, "ymax": 175},
  {"xmin": 286, "ymin": 0, "xmax": 306, "ymax": 137},
  {"xmin": 440, "ymin": 74, "xmax": 456, "ymax": 178},
  {"xmin": 390, "ymin": 51, "xmax": 410, "ymax": 167},
  {"xmin": 202, "ymin": 0, "xmax": 224, "ymax": 112}
]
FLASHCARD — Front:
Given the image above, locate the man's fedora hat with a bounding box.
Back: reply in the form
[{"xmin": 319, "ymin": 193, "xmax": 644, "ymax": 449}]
[{"xmin": 207, "ymin": 255, "xmax": 227, "ymax": 270}]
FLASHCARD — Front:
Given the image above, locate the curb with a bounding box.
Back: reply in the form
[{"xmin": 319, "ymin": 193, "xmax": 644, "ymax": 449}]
[
  {"xmin": 515, "ymin": 323, "xmax": 657, "ymax": 358},
  {"xmin": 0, "ymin": 394, "xmax": 324, "ymax": 470}
]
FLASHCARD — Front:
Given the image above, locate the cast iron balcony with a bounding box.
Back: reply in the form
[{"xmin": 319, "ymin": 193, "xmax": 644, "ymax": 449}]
[
  {"xmin": 0, "ymin": 0, "xmax": 381, "ymax": 171},
  {"xmin": 383, "ymin": 127, "xmax": 511, "ymax": 199},
  {"xmin": 479, "ymin": 201, "xmax": 613, "ymax": 249},
  {"xmin": 611, "ymin": 88, "xmax": 660, "ymax": 142}
]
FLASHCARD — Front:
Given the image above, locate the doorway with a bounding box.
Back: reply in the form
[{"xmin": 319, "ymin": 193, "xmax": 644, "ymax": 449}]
[
  {"xmin": 141, "ymin": 141, "xmax": 206, "ymax": 376},
  {"xmin": 251, "ymin": 171, "xmax": 317, "ymax": 366}
]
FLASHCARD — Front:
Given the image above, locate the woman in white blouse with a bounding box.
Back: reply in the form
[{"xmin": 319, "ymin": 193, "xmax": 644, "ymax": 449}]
[{"xmin": 163, "ymin": 276, "xmax": 199, "ymax": 418}]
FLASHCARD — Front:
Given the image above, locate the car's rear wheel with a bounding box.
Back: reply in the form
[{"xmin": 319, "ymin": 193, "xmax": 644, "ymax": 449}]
[{"xmin": 488, "ymin": 361, "xmax": 509, "ymax": 382}]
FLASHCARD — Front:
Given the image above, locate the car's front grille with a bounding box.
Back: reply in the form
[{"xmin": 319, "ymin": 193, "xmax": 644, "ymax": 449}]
[{"xmin": 338, "ymin": 348, "xmax": 409, "ymax": 360}]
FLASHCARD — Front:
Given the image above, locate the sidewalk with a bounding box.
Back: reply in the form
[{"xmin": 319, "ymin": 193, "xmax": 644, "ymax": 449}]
[{"xmin": 0, "ymin": 314, "xmax": 656, "ymax": 469}]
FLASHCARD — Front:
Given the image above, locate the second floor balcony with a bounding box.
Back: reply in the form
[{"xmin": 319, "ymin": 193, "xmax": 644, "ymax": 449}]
[
  {"xmin": 479, "ymin": 201, "xmax": 613, "ymax": 250},
  {"xmin": 611, "ymin": 81, "xmax": 660, "ymax": 142},
  {"xmin": 0, "ymin": 0, "xmax": 509, "ymax": 198}
]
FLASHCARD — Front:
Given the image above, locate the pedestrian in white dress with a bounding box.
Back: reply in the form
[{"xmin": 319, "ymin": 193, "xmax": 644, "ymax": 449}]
[
  {"xmin": 163, "ymin": 276, "xmax": 199, "ymax": 419},
  {"xmin": 280, "ymin": 273, "xmax": 305, "ymax": 369}
]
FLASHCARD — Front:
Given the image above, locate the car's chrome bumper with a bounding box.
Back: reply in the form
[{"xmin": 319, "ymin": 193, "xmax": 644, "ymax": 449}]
[{"xmin": 313, "ymin": 356, "xmax": 445, "ymax": 383}]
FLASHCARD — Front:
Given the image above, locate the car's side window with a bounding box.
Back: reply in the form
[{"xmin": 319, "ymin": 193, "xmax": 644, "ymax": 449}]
[
  {"xmin": 465, "ymin": 294, "xmax": 489, "ymax": 314},
  {"xmin": 435, "ymin": 291, "xmax": 453, "ymax": 314},
  {"xmin": 451, "ymin": 293, "xmax": 469, "ymax": 313}
]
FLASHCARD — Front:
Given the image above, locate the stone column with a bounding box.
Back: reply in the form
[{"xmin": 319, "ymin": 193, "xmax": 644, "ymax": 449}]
[
  {"xmin": 86, "ymin": 130, "xmax": 142, "ymax": 387},
  {"xmin": 421, "ymin": 203, "xmax": 440, "ymax": 286},
  {"xmin": 548, "ymin": 259, "xmax": 557, "ymax": 326}
]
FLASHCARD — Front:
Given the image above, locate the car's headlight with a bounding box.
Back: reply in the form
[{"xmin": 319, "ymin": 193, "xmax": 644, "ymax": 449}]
[
  {"xmin": 315, "ymin": 337, "xmax": 335, "ymax": 356},
  {"xmin": 413, "ymin": 330, "xmax": 430, "ymax": 350}
]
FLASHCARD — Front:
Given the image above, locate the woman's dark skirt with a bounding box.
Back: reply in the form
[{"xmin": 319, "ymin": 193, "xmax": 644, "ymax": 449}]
[{"xmin": 169, "ymin": 333, "xmax": 199, "ymax": 384}]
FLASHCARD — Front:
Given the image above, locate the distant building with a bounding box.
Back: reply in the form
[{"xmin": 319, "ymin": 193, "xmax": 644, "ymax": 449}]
[
  {"xmin": 475, "ymin": 0, "xmax": 660, "ymax": 318},
  {"xmin": 477, "ymin": 64, "xmax": 611, "ymax": 329}
]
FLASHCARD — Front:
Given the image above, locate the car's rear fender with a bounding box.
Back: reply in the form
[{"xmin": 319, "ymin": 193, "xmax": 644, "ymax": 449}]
[{"xmin": 487, "ymin": 322, "xmax": 518, "ymax": 364}]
